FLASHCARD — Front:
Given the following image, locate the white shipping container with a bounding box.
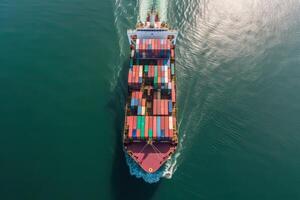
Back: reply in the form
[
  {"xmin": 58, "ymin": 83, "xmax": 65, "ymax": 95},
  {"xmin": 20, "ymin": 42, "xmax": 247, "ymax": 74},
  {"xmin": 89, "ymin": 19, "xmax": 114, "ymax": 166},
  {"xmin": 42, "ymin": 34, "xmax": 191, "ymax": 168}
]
[
  {"xmin": 169, "ymin": 116, "xmax": 173, "ymax": 130},
  {"xmin": 139, "ymin": 65, "xmax": 143, "ymax": 77}
]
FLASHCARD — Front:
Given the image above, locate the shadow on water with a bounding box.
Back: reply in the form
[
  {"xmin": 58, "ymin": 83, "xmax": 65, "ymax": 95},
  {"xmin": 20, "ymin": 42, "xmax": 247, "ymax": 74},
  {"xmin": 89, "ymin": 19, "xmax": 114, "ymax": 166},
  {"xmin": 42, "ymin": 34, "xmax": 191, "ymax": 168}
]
[{"xmin": 108, "ymin": 60, "xmax": 160, "ymax": 200}]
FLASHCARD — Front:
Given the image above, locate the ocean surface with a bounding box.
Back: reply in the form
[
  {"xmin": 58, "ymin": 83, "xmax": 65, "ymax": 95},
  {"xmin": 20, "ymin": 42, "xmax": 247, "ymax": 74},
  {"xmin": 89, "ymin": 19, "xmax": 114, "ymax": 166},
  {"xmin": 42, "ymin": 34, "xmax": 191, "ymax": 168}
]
[{"xmin": 1, "ymin": 0, "xmax": 300, "ymax": 199}]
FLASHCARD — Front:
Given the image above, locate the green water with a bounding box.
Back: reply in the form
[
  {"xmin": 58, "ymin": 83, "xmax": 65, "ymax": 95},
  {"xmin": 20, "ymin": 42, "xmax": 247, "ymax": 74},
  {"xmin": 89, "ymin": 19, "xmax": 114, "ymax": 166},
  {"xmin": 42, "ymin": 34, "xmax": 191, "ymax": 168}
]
[{"xmin": 1, "ymin": 0, "xmax": 300, "ymax": 199}]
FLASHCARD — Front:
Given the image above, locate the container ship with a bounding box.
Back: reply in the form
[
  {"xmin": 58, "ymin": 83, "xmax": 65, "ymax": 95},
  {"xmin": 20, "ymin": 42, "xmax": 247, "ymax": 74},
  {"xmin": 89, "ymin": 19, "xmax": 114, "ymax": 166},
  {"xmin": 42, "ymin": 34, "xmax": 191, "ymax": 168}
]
[{"xmin": 123, "ymin": 10, "xmax": 178, "ymax": 174}]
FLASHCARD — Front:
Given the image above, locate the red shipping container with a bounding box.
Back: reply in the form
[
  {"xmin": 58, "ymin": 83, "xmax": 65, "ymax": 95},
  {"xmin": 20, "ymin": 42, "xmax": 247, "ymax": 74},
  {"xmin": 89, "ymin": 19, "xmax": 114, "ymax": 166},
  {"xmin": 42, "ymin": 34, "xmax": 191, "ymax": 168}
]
[
  {"xmin": 134, "ymin": 66, "xmax": 137, "ymax": 83},
  {"xmin": 172, "ymin": 80, "xmax": 176, "ymax": 102},
  {"xmin": 169, "ymin": 129, "xmax": 173, "ymax": 138},
  {"xmin": 158, "ymin": 65, "xmax": 161, "ymax": 77},
  {"xmin": 153, "ymin": 99, "xmax": 156, "ymax": 115},
  {"xmin": 149, "ymin": 116, "xmax": 152, "ymax": 131},
  {"xmin": 161, "ymin": 100, "xmax": 163, "ymax": 115},
  {"xmin": 165, "ymin": 100, "xmax": 167, "ymax": 115},
  {"xmin": 133, "ymin": 66, "xmax": 136, "ymax": 83},
  {"xmin": 160, "ymin": 100, "xmax": 163, "ymax": 115},
  {"xmin": 161, "ymin": 100, "xmax": 164, "ymax": 115},
  {"xmin": 165, "ymin": 100, "xmax": 169, "ymax": 115},
  {"xmin": 153, "ymin": 117, "xmax": 157, "ymax": 138},
  {"xmin": 145, "ymin": 116, "xmax": 149, "ymax": 138},
  {"xmin": 157, "ymin": 99, "xmax": 160, "ymax": 115},
  {"xmin": 133, "ymin": 116, "xmax": 137, "ymax": 129},
  {"xmin": 164, "ymin": 116, "xmax": 169, "ymax": 138},
  {"xmin": 162, "ymin": 100, "xmax": 165, "ymax": 115},
  {"xmin": 151, "ymin": 65, "xmax": 154, "ymax": 77},
  {"xmin": 164, "ymin": 100, "xmax": 167, "ymax": 115},
  {"xmin": 132, "ymin": 66, "xmax": 135, "ymax": 83}
]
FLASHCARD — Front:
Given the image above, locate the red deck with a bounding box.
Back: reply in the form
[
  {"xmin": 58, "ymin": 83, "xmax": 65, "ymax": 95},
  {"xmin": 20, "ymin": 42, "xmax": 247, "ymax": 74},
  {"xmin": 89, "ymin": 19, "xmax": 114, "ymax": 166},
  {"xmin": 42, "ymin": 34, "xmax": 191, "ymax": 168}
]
[{"xmin": 125, "ymin": 142, "xmax": 176, "ymax": 173}]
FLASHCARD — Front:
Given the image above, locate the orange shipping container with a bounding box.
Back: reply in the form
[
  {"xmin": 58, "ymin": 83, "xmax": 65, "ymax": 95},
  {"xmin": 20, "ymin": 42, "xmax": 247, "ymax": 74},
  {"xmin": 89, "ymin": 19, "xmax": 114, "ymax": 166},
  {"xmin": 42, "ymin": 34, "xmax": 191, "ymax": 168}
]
[
  {"xmin": 164, "ymin": 116, "xmax": 169, "ymax": 138},
  {"xmin": 153, "ymin": 99, "xmax": 156, "ymax": 115},
  {"xmin": 161, "ymin": 100, "xmax": 164, "ymax": 116},
  {"xmin": 149, "ymin": 116, "xmax": 152, "ymax": 131},
  {"xmin": 133, "ymin": 116, "xmax": 137, "ymax": 129},
  {"xmin": 172, "ymin": 80, "xmax": 176, "ymax": 102},
  {"xmin": 169, "ymin": 129, "xmax": 173, "ymax": 138},
  {"xmin": 159, "ymin": 99, "xmax": 161, "ymax": 115}
]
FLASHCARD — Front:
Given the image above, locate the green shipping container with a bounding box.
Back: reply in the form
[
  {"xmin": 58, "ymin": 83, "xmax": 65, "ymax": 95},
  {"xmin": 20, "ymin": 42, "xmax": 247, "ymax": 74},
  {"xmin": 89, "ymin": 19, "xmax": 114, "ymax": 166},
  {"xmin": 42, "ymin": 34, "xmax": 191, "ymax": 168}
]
[
  {"xmin": 144, "ymin": 65, "xmax": 148, "ymax": 73},
  {"xmin": 137, "ymin": 116, "xmax": 141, "ymax": 130},
  {"xmin": 154, "ymin": 77, "xmax": 158, "ymax": 88},
  {"xmin": 154, "ymin": 65, "xmax": 158, "ymax": 77},
  {"xmin": 141, "ymin": 116, "xmax": 145, "ymax": 139},
  {"xmin": 171, "ymin": 64, "xmax": 175, "ymax": 75},
  {"xmin": 149, "ymin": 129, "xmax": 153, "ymax": 139}
]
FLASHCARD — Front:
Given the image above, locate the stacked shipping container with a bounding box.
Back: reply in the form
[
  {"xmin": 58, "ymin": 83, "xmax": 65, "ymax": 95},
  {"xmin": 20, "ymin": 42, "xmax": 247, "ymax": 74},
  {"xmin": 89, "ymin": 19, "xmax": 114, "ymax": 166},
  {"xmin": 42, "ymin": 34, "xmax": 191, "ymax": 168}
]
[
  {"xmin": 128, "ymin": 65, "xmax": 143, "ymax": 89},
  {"xmin": 126, "ymin": 116, "xmax": 175, "ymax": 140},
  {"xmin": 130, "ymin": 91, "xmax": 146, "ymax": 115},
  {"xmin": 153, "ymin": 99, "xmax": 172, "ymax": 115},
  {"xmin": 135, "ymin": 39, "xmax": 171, "ymax": 58},
  {"xmin": 144, "ymin": 65, "xmax": 173, "ymax": 89},
  {"xmin": 126, "ymin": 38, "xmax": 176, "ymax": 141}
]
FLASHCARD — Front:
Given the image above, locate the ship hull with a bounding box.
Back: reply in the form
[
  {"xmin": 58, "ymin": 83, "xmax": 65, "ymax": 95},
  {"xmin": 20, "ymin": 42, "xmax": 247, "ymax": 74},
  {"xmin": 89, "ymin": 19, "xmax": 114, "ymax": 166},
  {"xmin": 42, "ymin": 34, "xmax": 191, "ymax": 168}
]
[
  {"xmin": 125, "ymin": 142, "xmax": 176, "ymax": 173},
  {"xmin": 123, "ymin": 10, "xmax": 178, "ymax": 176}
]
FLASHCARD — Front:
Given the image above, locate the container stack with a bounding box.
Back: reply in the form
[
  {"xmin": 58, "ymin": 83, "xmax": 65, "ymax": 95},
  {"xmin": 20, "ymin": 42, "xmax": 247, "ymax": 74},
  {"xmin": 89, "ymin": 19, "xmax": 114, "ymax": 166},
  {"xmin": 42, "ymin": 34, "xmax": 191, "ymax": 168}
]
[
  {"xmin": 128, "ymin": 65, "xmax": 143, "ymax": 89},
  {"xmin": 135, "ymin": 39, "xmax": 171, "ymax": 59},
  {"xmin": 126, "ymin": 116, "xmax": 175, "ymax": 140},
  {"xmin": 171, "ymin": 80, "xmax": 176, "ymax": 103},
  {"xmin": 130, "ymin": 91, "xmax": 146, "ymax": 115},
  {"xmin": 153, "ymin": 99, "xmax": 172, "ymax": 115}
]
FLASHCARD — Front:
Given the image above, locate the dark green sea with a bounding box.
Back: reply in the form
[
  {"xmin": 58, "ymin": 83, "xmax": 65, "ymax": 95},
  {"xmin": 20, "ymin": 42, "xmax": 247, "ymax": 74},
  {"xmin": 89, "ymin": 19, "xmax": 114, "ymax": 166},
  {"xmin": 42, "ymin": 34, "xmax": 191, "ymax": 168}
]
[{"xmin": 1, "ymin": 0, "xmax": 300, "ymax": 199}]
